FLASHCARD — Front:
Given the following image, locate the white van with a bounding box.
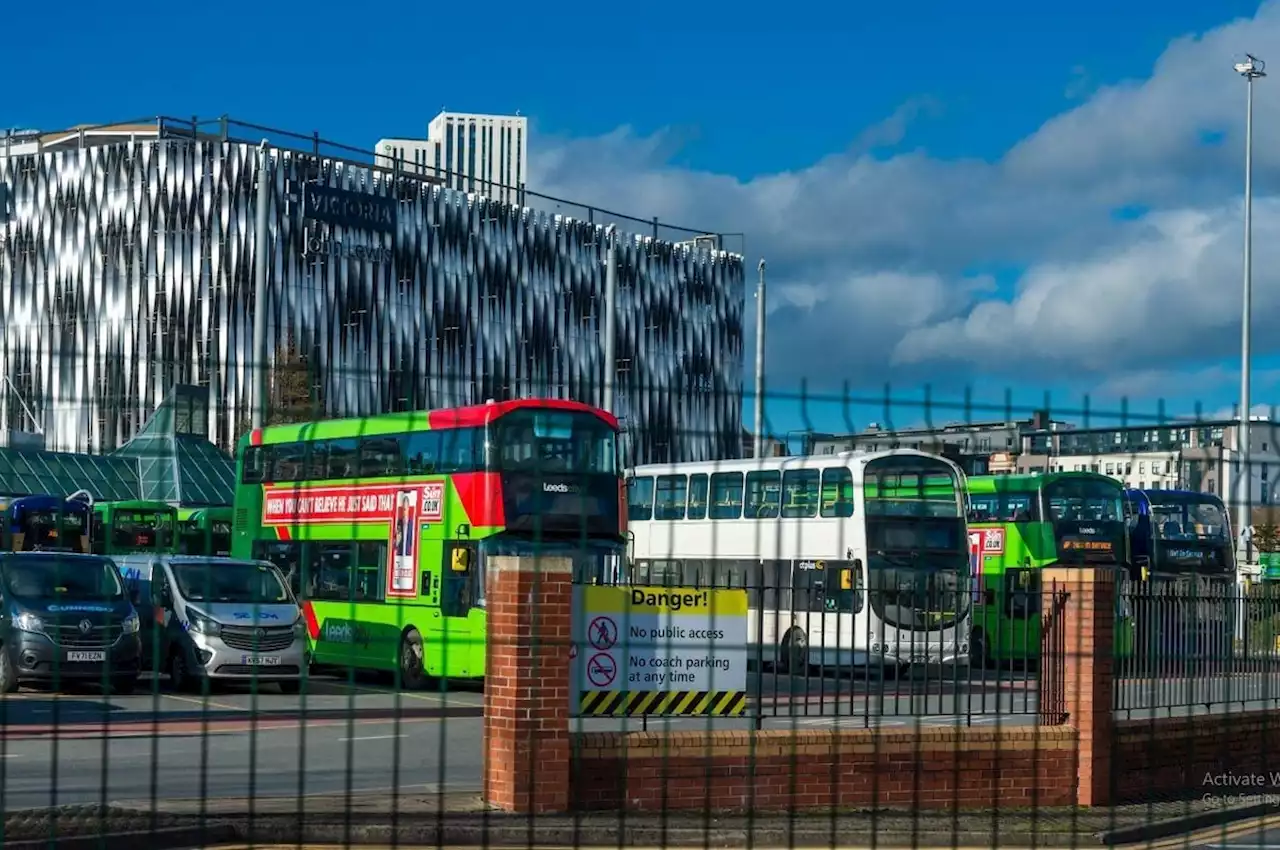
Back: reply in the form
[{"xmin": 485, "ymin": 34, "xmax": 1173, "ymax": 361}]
[{"xmin": 115, "ymin": 555, "xmax": 307, "ymax": 693}]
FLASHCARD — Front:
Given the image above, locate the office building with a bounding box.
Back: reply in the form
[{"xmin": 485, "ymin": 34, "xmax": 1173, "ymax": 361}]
[
  {"xmin": 0, "ymin": 118, "xmax": 745, "ymax": 465},
  {"xmin": 805, "ymin": 411, "xmax": 1073, "ymax": 475},
  {"xmin": 376, "ymin": 111, "xmax": 527, "ymax": 206}
]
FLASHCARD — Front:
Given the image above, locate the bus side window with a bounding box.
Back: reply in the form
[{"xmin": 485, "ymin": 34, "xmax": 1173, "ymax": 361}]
[
  {"xmin": 627, "ymin": 477, "xmax": 654, "ymax": 521},
  {"xmin": 709, "ymin": 473, "xmax": 743, "ymax": 519},
  {"xmin": 687, "ymin": 474, "xmax": 709, "ymax": 520},
  {"xmin": 745, "ymin": 471, "xmax": 780, "ymax": 519},
  {"xmin": 654, "ymin": 475, "xmax": 688, "ymax": 521},
  {"xmin": 819, "ymin": 469, "xmax": 854, "ymax": 518}
]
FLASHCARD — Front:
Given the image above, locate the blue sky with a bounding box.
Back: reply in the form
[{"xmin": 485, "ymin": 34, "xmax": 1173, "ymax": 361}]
[{"xmin": 7, "ymin": 0, "xmax": 1280, "ymax": 441}]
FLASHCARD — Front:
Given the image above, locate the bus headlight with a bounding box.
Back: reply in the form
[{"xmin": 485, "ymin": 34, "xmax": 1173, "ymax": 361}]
[
  {"xmin": 121, "ymin": 612, "xmax": 140, "ymax": 635},
  {"xmin": 13, "ymin": 612, "xmax": 44, "ymax": 635}
]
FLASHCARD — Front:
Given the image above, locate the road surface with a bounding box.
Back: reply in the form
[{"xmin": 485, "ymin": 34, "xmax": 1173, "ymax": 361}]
[{"xmin": 1, "ymin": 666, "xmax": 1278, "ymax": 810}]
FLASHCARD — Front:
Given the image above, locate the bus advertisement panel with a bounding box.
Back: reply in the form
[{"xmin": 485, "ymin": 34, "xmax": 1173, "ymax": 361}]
[
  {"xmin": 965, "ymin": 472, "xmax": 1135, "ymax": 665},
  {"xmin": 232, "ymin": 399, "xmax": 625, "ymax": 687}
]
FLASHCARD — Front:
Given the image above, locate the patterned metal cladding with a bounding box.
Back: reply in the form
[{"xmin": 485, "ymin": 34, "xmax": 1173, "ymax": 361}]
[{"xmin": 0, "ymin": 140, "xmax": 745, "ymax": 464}]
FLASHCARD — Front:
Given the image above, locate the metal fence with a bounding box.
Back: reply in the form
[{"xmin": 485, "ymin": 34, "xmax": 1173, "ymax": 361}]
[{"xmin": 1114, "ymin": 582, "xmax": 1280, "ymax": 718}]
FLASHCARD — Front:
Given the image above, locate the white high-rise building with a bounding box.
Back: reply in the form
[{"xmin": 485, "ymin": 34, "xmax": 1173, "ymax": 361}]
[{"xmin": 376, "ymin": 111, "xmax": 527, "ymax": 206}]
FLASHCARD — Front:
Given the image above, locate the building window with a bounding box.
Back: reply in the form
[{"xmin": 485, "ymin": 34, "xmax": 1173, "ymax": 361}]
[
  {"xmin": 1105, "ymin": 463, "xmax": 1114, "ymax": 475},
  {"xmin": 1139, "ymin": 462, "xmax": 1146, "ymax": 474}
]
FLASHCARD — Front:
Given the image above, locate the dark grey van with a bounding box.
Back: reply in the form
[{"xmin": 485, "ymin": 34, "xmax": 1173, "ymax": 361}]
[{"xmin": 0, "ymin": 552, "xmax": 142, "ymax": 693}]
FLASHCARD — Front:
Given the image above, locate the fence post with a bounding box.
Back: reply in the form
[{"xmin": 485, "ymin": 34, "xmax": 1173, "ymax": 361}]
[
  {"xmin": 1040, "ymin": 566, "xmax": 1115, "ymax": 806},
  {"xmin": 483, "ymin": 554, "xmax": 573, "ymax": 813}
]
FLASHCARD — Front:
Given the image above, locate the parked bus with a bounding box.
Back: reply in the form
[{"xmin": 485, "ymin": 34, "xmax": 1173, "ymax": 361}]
[
  {"xmin": 231, "ymin": 399, "xmax": 625, "ymax": 687},
  {"xmin": 91, "ymin": 500, "xmax": 178, "ymax": 556},
  {"xmin": 0, "ymin": 495, "xmax": 91, "ymax": 553},
  {"xmin": 624, "ymin": 450, "xmax": 972, "ymax": 672},
  {"xmin": 1124, "ymin": 488, "xmax": 1236, "ymax": 662},
  {"xmin": 964, "ymin": 472, "xmax": 1136, "ymax": 665},
  {"xmin": 1124, "ymin": 489, "xmax": 1235, "ymax": 581},
  {"xmin": 176, "ymin": 507, "xmax": 233, "ymax": 556}
]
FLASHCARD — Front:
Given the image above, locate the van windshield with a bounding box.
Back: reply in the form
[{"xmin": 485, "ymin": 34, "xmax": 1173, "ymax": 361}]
[
  {"xmin": 3, "ymin": 555, "xmax": 124, "ymax": 601},
  {"xmin": 171, "ymin": 561, "xmax": 292, "ymax": 604}
]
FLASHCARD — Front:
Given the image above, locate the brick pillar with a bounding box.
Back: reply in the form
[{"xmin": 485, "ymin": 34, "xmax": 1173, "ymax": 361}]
[
  {"xmin": 483, "ymin": 555, "xmax": 572, "ymax": 813},
  {"xmin": 1041, "ymin": 567, "xmax": 1115, "ymax": 807}
]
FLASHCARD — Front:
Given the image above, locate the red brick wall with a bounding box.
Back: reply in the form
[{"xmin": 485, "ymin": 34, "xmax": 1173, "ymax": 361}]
[
  {"xmin": 572, "ymin": 726, "xmax": 1078, "ymax": 812},
  {"xmin": 484, "ymin": 556, "xmax": 573, "ymax": 814},
  {"xmin": 1114, "ymin": 712, "xmax": 1280, "ymax": 802}
]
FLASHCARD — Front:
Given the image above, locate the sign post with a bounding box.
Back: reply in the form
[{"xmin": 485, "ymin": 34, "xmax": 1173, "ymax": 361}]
[{"xmin": 571, "ymin": 586, "xmax": 748, "ymax": 717}]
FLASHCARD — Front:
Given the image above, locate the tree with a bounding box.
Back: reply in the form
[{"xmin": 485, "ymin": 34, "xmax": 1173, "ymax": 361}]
[
  {"xmin": 232, "ymin": 334, "xmax": 323, "ymax": 442},
  {"xmin": 1255, "ymin": 524, "xmax": 1280, "ymax": 555},
  {"xmin": 266, "ymin": 334, "xmax": 320, "ymax": 425}
]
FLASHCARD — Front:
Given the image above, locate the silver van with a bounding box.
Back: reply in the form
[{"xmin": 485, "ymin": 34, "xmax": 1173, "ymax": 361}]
[{"xmin": 115, "ymin": 555, "xmax": 307, "ymax": 693}]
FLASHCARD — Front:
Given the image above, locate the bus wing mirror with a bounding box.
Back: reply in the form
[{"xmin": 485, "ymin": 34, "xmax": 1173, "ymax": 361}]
[{"xmin": 451, "ymin": 549, "xmax": 471, "ymax": 572}]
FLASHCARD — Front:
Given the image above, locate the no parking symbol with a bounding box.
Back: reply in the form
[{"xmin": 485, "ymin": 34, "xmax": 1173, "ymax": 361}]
[{"xmin": 586, "ymin": 652, "xmax": 617, "ymax": 687}]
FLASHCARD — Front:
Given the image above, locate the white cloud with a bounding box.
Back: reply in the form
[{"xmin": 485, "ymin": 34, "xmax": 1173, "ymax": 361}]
[{"xmin": 526, "ymin": 1, "xmax": 1280, "ymax": 400}]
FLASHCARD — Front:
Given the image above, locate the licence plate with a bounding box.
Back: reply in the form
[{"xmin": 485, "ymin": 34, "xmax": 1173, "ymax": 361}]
[
  {"xmin": 241, "ymin": 655, "xmax": 281, "ymax": 666},
  {"xmin": 67, "ymin": 651, "xmax": 106, "ymax": 662}
]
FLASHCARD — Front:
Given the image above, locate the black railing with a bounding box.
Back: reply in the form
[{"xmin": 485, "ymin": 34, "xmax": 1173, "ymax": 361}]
[{"xmin": 1114, "ymin": 580, "xmax": 1280, "ymax": 718}]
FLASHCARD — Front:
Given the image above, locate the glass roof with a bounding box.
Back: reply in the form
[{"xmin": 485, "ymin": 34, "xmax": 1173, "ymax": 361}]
[
  {"xmin": 0, "ymin": 386, "xmax": 236, "ymax": 507},
  {"xmin": 174, "ymin": 437, "xmax": 236, "ymax": 506},
  {"xmin": 0, "ymin": 449, "xmax": 140, "ymax": 501}
]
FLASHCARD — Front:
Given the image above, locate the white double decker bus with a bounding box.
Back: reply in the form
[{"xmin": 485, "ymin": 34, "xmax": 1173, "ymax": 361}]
[{"xmin": 623, "ymin": 449, "xmax": 971, "ymax": 672}]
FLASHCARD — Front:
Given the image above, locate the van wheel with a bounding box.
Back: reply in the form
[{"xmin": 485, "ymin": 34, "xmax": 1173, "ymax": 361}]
[
  {"xmin": 779, "ymin": 629, "xmax": 808, "ymax": 675},
  {"xmin": 169, "ymin": 651, "xmax": 194, "ymax": 693},
  {"xmin": 399, "ymin": 629, "xmax": 428, "ymax": 691},
  {"xmin": 0, "ymin": 647, "xmax": 18, "ymax": 694}
]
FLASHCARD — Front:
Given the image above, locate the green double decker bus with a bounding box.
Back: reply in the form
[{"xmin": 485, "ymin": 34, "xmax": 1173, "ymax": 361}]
[
  {"xmin": 965, "ymin": 472, "xmax": 1136, "ymax": 665},
  {"xmin": 177, "ymin": 507, "xmax": 233, "ymax": 556},
  {"xmin": 231, "ymin": 398, "xmax": 625, "ymax": 687},
  {"xmin": 91, "ymin": 500, "xmax": 178, "ymax": 556}
]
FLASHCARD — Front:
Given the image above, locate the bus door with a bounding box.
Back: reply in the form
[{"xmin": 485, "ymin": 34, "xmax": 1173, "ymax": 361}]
[
  {"xmin": 436, "ymin": 540, "xmax": 481, "ymax": 676},
  {"xmin": 1003, "ymin": 565, "xmax": 1040, "ymax": 663}
]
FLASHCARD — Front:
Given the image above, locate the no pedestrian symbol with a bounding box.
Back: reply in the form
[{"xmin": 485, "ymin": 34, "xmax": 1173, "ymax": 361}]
[
  {"xmin": 588, "ymin": 616, "xmax": 618, "ymax": 651},
  {"xmin": 587, "ymin": 652, "xmax": 617, "ymax": 687}
]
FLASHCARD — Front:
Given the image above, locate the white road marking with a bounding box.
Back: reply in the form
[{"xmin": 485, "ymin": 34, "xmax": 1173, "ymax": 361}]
[{"xmin": 338, "ymin": 734, "xmax": 406, "ymax": 742}]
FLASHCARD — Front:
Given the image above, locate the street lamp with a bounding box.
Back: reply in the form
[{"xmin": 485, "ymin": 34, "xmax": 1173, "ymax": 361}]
[{"xmin": 1235, "ymin": 53, "xmax": 1265, "ymax": 552}]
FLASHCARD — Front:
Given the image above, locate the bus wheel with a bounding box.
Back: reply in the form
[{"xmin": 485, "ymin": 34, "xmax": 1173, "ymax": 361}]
[
  {"xmin": 399, "ymin": 629, "xmax": 428, "ymax": 691},
  {"xmin": 0, "ymin": 647, "xmax": 18, "ymax": 694},
  {"xmin": 779, "ymin": 629, "xmax": 808, "ymax": 675}
]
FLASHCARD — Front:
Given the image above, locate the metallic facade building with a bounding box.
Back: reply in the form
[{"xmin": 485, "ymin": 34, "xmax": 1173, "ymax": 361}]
[{"xmin": 0, "ymin": 139, "xmax": 745, "ymax": 464}]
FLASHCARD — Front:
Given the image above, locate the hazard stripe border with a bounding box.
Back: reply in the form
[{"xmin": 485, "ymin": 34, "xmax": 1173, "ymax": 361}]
[{"xmin": 577, "ymin": 690, "xmax": 746, "ymax": 716}]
